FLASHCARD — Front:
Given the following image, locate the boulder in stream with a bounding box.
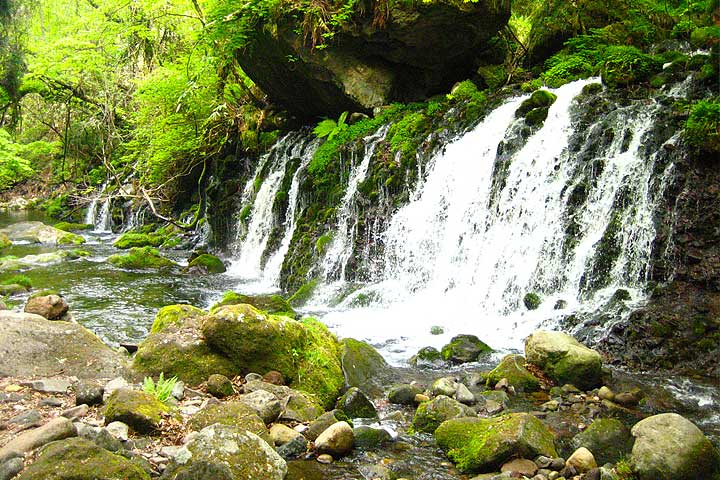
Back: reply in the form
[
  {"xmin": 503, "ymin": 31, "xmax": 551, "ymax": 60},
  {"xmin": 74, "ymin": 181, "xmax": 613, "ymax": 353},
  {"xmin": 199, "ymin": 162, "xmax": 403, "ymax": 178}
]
[
  {"xmin": 24, "ymin": 294, "xmax": 69, "ymax": 320},
  {"xmin": 525, "ymin": 330, "xmax": 602, "ymax": 390},
  {"xmin": 107, "ymin": 246, "xmax": 178, "ymax": 270},
  {"xmin": 0, "ymin": 221, "xmax": 85, "ymax": 245}
]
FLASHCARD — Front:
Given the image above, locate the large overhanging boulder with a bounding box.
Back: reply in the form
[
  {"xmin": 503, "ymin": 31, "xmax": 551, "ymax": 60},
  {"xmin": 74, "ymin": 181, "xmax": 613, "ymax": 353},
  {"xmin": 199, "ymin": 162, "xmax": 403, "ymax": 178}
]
[{"xmin": 232, "ymin": 0, "xmax": 511, "ymax": 117}]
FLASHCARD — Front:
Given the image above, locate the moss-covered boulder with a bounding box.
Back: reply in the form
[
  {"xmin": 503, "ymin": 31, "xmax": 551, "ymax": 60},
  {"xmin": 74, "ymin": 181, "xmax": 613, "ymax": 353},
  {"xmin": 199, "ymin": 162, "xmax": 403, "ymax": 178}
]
[
  {"xmin": 435, "ymin": 413, "xmax": 558, "ymax": 473},
  {"xmin": 133, "ymin": 309, "xmax": 238, "ymax": 386},
  {"xmin": 103, "ymin": 388, "xmax": 170, "ymax": 434},
  {"xmin": 571, "ymin": 418, "xmax": 633, "ymax": 465},
  {"xmin": 0, "ymin": 311, "xmax": 128, "ymax": 379},
  {"xmin": 525, "ymin": 330, "xmax": 602, "ymax": 390},
  {"xmin": 0, "ymin": 283, "xmax": 27, "ymax": 296},
  {"xmin": 107, "ymin": 246, "xmax": 178, "ymax": 270},
  {"xmin": 336, "ymin": 387, "xmax": 377, "ymax": 419},
  {"xmin": 441, "ymin": 334, "xmax": 492, "ymax": 363},
  {"xmin": 340, "ymin": 338, "xmax": 390, "ymax": 397},
  {"xmin": 202, "ymin": 305, "xmax": 343, "ymax": 408},
  {"xmin": 210, "ymin": 291, "xmax": 295, "ymax": 317},
  {"xmin": 410, "ymin": 346, "xmax": 443, "ymax": 367},
  {"xmin": 233, "ymin": 0, "xmax": 511, "ymax": 117},
  {"xmin": 411, "ymin": 395, "xmax": 475, "ymax": 434},
  {"xmin": 0, "ymin": 232, "xmax": 11, "ymax": 249},
  {"xmin": 630, "ymin": 413, "xmax": 720, "ymax": 480},
  {"xmin": 183, "ymin": 253, "xmax": 227, "ymax": 274},
  {"xmin": 601, "ymin": 46, "xmax": 661, "ymax": 88},
  {"xmin": 15, "ymin": 437, "xmax": 150, "ymax": 480},
  {"xmin": 54, "ymin": 222, "xmax": 93, "ymax": 232},
  {"xmin": 187, "ymin": 401, "xmax": 270, "ymax": 444},
  {"xmin": 0, "ymin": 221, "xmax": 85, "ymax": 245},
  {"xmin": 486, "ymin": 354, "xmax": 540, "ymax": 392},
  {"xmin": 113, "ymin": 232, "xmax": 165, "ymax": 249},
  {"xmin": 162, "ymin": 424, "xmax": 286, "ymax": 480},
  {"xmin": 516, "ymin": 90, "xmax": 557, "ymax": 118}
]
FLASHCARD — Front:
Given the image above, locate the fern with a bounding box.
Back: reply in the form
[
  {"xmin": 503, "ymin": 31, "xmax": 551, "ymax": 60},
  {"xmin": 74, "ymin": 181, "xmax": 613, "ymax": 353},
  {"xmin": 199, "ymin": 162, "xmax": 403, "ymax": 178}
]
[
  {"xmin": 313, "ymin": 111, "xmax": 349, "ymax": 140},
  {"xmin": 142, "ymin": 372, "xmax": 178, "ymax": 403}
]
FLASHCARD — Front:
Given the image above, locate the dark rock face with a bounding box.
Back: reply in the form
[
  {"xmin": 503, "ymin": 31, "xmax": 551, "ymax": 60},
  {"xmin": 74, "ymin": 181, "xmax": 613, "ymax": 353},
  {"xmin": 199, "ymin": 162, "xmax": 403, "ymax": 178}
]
[{"xmin": 236, "ymin": 0, "xmax": 511, "ymax": 117}]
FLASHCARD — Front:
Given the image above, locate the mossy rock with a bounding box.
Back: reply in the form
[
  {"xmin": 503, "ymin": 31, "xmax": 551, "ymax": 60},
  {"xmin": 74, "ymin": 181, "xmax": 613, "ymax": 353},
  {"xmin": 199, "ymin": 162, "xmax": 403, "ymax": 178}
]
[
  {"xmin": 411, "ymin": 395, "xmax": 475, "ymax": 434},
  {"xmin": 288, "ymin": 278, "xmax": 319, "ymax": 307},
  {"xmin": 525, "ymin": 107, "xmax": 551, "ymax": 126},
  {"xmin": 524, "ymin": 292, "xmax": 542, "ymax": 310},
  {"xmin": 435, "ymin": 413, "xmax": 558, "ymax": 473},
  {"xmin": 486, "ymin": 354, "xmax": 540, "ymax": 392},
  {"xmin": 525, "ymin": 330, "xmax": 602, "ymax": 390},
  {"xmin": 184, "ymin": 253, "xmax": 226, "ymax": 274},
  {"xmin": 0, "ymin": 221, "xmax": 85, "ymax": 245},
  {"xmin": 54, "ymin": 222, "xmax": 93, "ymax": 232},
  {"xmin": 410, "ymin": 346, "xmax": 443, "ymax": 367},
  {"xmin": 150, "ymin": 304, "xmax": 207, "ymax": 334},
  {"xmin": 103, "ymin": 388, "xmax": 170, "ymax": 434},
  {"xmin": 107, "ymin": 247, "xmax": 178, "ymax": 270},
  {"xmin": 15, "ymin": 437, "xmax": 150, "ymax": 480},
  {"xmin": 0, "ymin": 283, "xmax": 28, "ymax": 296},
  {"xmin": 571, "ymin": 418, "xmax": 633, "ymax": 465},
  {"xmin": 57, "ymin": 232, "xmax": 86, "ymax": 245},
  {"xmin": 441, "ymin": 334, "xmax": 492, "ymax": 363},
  {"xmin": 340, "ymin": 338, "xmax": 390, "ymax": 397},
  {"xmin": 202, "ymin": 305, "xmax": 343, "ymax": 408},
  {"xmin": 187, "ymin": 401, "xmax": 270, "ymax": 444},
  {"xmin": 601, "ymin": 46, "xmax": 661, "ymax": 88},
  {"xmin": 210, "ymin": 291, "xmax": 295, "ymax": 317},
  {"xmin": 336, "ymin": 387, "xmax": 377, "ymax": 419},
  {"xmin": 133, "ymin": 314, "xmax": 239, "ymax": 386},
  {"xmin": 516, "ymin": 90, "xmax": 557, "ymax": 117},
  {"xmin": 113, "ymin": 232, "xmax": 165, "ymax": 249},
  {"xmin": 0, "ymin": 233, "xmax": 11, "ymax": 249}
]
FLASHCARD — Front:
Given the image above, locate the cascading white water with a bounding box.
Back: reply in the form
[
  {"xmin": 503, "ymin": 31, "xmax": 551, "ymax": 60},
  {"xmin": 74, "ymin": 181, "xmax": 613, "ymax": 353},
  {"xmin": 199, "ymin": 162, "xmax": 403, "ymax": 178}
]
[
  {"xmin": 227, "ymin": 132, "xmax": 312, "ymax": 284},
  {"xmin": 314, "ymin": 78, "xmax": 675, "ymax": 363},
  {"xmin": 84, "ymin": 181, "xmax": 112, "ymax": 233},
  {"xmin": 263, "ymin": 139, "xmax": 320, "ymax": 283},
  {"xmin": 321, "ymin": 125, "xmax": 390, "ymax": 281}
]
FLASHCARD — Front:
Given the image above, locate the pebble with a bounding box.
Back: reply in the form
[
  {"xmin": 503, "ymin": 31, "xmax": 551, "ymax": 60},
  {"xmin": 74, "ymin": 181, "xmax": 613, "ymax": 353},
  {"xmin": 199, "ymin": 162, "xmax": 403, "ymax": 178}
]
[
  {"xmin": 39, "ymin": 398, "xmax": 63, "ymax": 407},
  {"xmin": 171, "ymin": 381, "xmax": 185, "ymax": 401},
  {"xmin": 317, "ymin": 454, "xmax": 333, "ymax": 464},
  {"xmin": 61, "ymin": 404, "xmax": 89, "ymax": 420}
]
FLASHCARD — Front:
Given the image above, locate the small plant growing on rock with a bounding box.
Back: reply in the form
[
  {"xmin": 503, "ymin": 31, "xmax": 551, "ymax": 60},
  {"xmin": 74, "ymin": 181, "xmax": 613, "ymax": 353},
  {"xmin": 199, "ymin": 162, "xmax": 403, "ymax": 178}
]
[
  {"xmin": 313, "ymin": 111, "xmax": 349, "ymax": 141},
  {"xmin": 142, "ymin": 372, "xmax": 177, "ymax": 403},
  {"xmin": 524, "ymin": 292, "xmax": 542, "ymax": 310}
]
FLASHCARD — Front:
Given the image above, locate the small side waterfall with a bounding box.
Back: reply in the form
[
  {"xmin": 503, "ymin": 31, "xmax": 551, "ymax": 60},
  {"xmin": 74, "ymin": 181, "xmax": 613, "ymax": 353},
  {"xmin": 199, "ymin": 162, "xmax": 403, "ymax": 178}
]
[{"xmin": 84, "ymin": 181, "xmax": 112, "ymax": 233}]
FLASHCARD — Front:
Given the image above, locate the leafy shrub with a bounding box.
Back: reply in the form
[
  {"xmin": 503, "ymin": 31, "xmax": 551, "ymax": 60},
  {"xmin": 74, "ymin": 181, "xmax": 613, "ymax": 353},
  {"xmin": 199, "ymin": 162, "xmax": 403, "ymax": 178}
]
[
  {"xmin": 313, "ymin": 111, "xmax": 349, "ymax": 140},
  {"xmin": 543, "ymin": 55, "xmax": 595, "ymax": 87},
  {"xmin": 685, "ymin": 99, "xmax": 720, "ymax": 154},
  {"xmin": 601, "ymin": 46, "xmax": 661, "ymax": 87},
  {"xmin": 0, "ymin": 129, "xmax": 34, "ymax": 191},
  {"xmin": 142, "ymin": 372, "xmax": 178, "ymax": 403}
]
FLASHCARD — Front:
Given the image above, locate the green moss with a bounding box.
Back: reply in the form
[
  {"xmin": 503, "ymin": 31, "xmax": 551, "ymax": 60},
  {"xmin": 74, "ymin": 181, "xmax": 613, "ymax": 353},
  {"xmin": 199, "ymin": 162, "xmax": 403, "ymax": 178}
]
[
  {"xmin": 1, "ymin": 274, "xmax": 32, "ymax": 289},
  {"xmin": 186, "ymin": 402, "xmax": 270, "ymax": 443},
  {"xmin": 185, "ymin": 253, "xmax": 226, "ymax": 274},
  {"xmin": 151, "ymin": 304, "xmax": 206, "ymax": 334},
  {"xmin": 107, "ymin": 246, "xmax": 178, "ymax": 270},
  {"xmin": 210, "ymin": 291, "xmax": 296, "ymax": 317},
  {"xmin": 477, "ymin": 65, "xmax": 508, "ymax": 90},
  {"xmin": 434, "ymin": 414, "xmax": 558, "ymax": 473},
  {"xmin": 0, "ymin": 233, "xmax": 10, "ymax": 249},
  {"xmin": 296, "ymin": 318, "xmax": 345, "ymax": 408},
  {"xmin": 441, "ymin": 334, "xmax": 492, "ymax": 363},
  {"xmin": 315, "ymin": 233, "xmax": 333, "ymax": 254},
  {"xmin": 601, "ymin": 45, "xmax": 661, "ymax": 88},
  {"xmin": 486, "ymin": 354, "xmax": 540, "ymax": 392},
  {"xmin": 103, "ymin": 389, "xmax": 170, "ymax": 434},
  {"xmin": 57, "ymin": 232, "xmax": 85, "ymax": 245},
  {"xmin": 524, "ymin": 292, "xmax": 542, "ymax": 310},
  {"xmin": 289, "ymin": 278, "xmax": 319, "ymax": 307},
  {"xmin": 113, "ymin": 232, "xmax": 166, "ymax": 249},
  {"xmin": 543, "ymin": 54, "xmax": 595, "ymax": 87},
  {"xmin": 68, "ymin": 249, "xmax": 91, "ymax": 259},
  {"xmin": 411, "ymin": 395, "xmax": 473, "ymax": 434},
  {"xmin": 54, "ymin": 221, "xmax": 93, "ymax": 232},
  {"xmin": 340, "ymin": 338, "xmax": 388, "ymax": 392},
  {"xmin": 685, "ymin": 99, "xmax": 720, "ymax": 155}
]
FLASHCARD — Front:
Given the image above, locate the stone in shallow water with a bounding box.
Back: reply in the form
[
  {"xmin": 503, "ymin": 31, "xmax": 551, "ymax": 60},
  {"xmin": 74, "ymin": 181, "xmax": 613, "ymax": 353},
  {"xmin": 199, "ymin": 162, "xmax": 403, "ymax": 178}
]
[{"xmin": 314, "ymin": 421, "xmax": 354, "ymax": 458}]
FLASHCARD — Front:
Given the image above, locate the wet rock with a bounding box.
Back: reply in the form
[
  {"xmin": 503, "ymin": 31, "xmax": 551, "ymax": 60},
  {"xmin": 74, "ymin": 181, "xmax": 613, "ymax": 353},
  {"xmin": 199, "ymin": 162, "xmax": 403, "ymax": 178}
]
[
  {"xmin": 455, "ymin": 383, "xmax": 476, "ymax": 405},
  {"xmin": 103, "ymin": 389, "xmax": 169, "ymax": 434},
  {"xmin": 571, "ymin": 418, "xmax": 633, "ymax": 465},
  {"xmin": 336, "ymin": 387, "xmax": 377, "ymax": 419},
  {"xmin": 238, "ymin": 389, "xmax": 281, "ymax": 423},
  {"xmin": 353, "ymin": 425, "xmax": 392, "ymax": 449},
  {"xmin": 107, "ymin": 246, "xmax": 178, "ymax": 270},
  {"xmin": 305, "ymin": 411, "xmax": 344, "ymax": 441},
  {"xmin": 435, "ymin": 413, "xmax": 557, "ymax": 473},
  {"xmin": 388, "ymin": 384, "xmax": 423, "ymax": 405},
  {"xmin": 411, "ymin": 395, "xmax": 475, "ymax": 434},
  {"xmin": 15, "ymin": 437, "xmax": 149, "ymax": 480},
  {"xmin": 74, "ymin": 380, "xmax": 104, "ymax": 406},
  {"xmin": 410, "ymin": 346, "xmax": 443, "ymax": 367},
  {"xmin": 0, "ymin": 417, "xmax": 77, "ymax": 459},
  {"xmin": 183, "ymin": 253, "xmax": 226, "ymax": 274},
  {"xmin": 277, "ymin": 434, "xmax": 308, "ymax": 460},
  {"xmin": 340, "ymin": 338, "xmax": 390, "ymax": 397},
  {"xmin": 566, "ymin": 447, "xmax": 597, "ymax": 473},
  {"xmin": 0, "ymin": 311, "xmax": 128, "ymax": 379},
  {"xmin": 501, "ymin": 458, "xmax": 538, "ymax": 477},
  {"xmin": 162, "ymin": 424, "xmax": 286, "ymax": 480},
  {"xmin": 24, "ymin": 294, "xmax": 69, "ymax": 320},
  {"xmin": 441, "ymin": 334, "xmax": 492, "ymax": 363},
  {"xmin": 186, "ymin": 401, "xmax": 270, "ymax": 444},
  {"xmin": 432, "ymin": 377, "xmax": 457, "ymax": 397},
  {"xmin": 210, "ymin": 292, "xmax": 295, "ymax": 317},
  {"xmin": 598, "ymin": 386, "xmax": 615, "ymax": 402},
  {"xmin": 525, "ymin": 330, "xmax": 602, "ymax": 389},
  {"xmin": 314, "ymin": 421, "xmax": 354, "ymax": 458},
  {"xmin": 207, "ymin": 374, "xmax": 234, "ymax": 398},
  {"xmin": 486, "ymin": 354, "xmax": 540, "ymax": 392},
  {"xmin": 630, "ymin": 413, "xmax": 720, "ymax": 480},
  {"xmin": 281, "ymin": 390, "xmax": 324, "ymax": 423}
]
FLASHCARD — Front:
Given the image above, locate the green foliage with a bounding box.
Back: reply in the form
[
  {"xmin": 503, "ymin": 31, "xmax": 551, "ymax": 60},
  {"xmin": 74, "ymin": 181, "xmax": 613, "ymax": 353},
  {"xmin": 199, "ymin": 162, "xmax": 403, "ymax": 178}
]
[
  {"xmin": 313, "ymin": 111, "xmax": 349, "ymax": 140},
  {"xmin": 1, "ymin": 274, "xmax": 32, "ymax": 289},
  {"xmin": 0, "ymin": 129, "xmax": 34, "ymax": 191},
  {"xmin": 601, "ymin": 45, "xmax": 661, "ymax": 88},
  {"xmin": 108, "ymin": 246, "xmax": 177, "ymax": 270},
  {"xmin": 54, "ymin": 222, "xmax": 93, "ymax": 232},
  {"xmin": 523, "ymin": 292, "xmax": 542, "ymax": 310},
  {"xmin": 387, "ymin": 111, "xmax": 430, "ymax": 162},
  {"xmin": 685, "ymin": 99, "xmax": 720, "ymax": 154},
  {"xmin": 142, "ymin": 372, "xmax": 178, "ymax": 403}
]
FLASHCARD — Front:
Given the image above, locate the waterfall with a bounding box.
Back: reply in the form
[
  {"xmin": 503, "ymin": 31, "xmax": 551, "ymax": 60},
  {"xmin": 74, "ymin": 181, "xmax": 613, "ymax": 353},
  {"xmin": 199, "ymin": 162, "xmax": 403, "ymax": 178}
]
[
  {"xmin": 321, "ymin": 125, "xmax": 390, "ymax": 281},
  {"xmin": 84, "ymin": 181, "xmax": 112, "ymax": 233},
  {"xmin": 227, "ymin": 132, "xmax": 314, "ymax": 283}
]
